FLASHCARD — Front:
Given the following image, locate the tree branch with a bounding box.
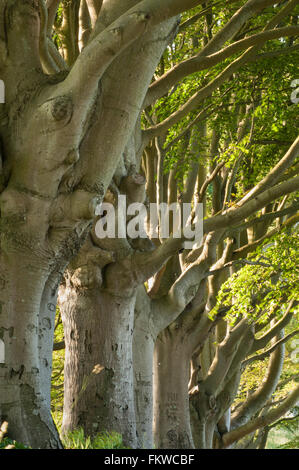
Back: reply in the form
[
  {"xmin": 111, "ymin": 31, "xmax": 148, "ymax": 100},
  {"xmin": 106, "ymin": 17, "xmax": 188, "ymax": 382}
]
[
  {"xmin": 229, "ymin": 201, "xmax": 299, "ymax": 240},
  {"xmin": 151, "ymin": 231, "xmax": 222, "ymax": 332},
  {"xmin": 251, "ymin": 301, "xmax": 296, "ymax": 353},
  {"xmin": 238, "ymin": 136, "xmax": 299, "ymax": 207},
  {"xmin": 255, "ymin": 43, "xmax": 299, "ymax": 60},
  {"xmin": 70, "ymin": 0, "xmax": 208, "ymax": 92},
  {"xmin": 231, "ymin": 330, "xmax": 286, "ymax": 430},
  {"xmin": 203, "ymin": 174, "xmax": 299, "ymax": 234},
  {"xmin": 39, "ymin": 0, "xmax": 61, "ymax": 74},
  {"xmin": 222, "ymin": 385, "xmax": 299, "ymax": 447},
  {"xmin": 243, "ymin": 330, "xmax": 299, "ymax": 367},
  {"xmin": 86, "ymin": 0, "xmax": 103, "ymax": 28},
  {"xmin": 145, "ymin": 0, "xmax": 283, "ymax": 106},
  {"xmin": 105, "ymin": 234, "xmax": 184, "ymax": 292},
  {"xmin": 203, "ymin": 318, "xmax": 251, "ymax": 396}
]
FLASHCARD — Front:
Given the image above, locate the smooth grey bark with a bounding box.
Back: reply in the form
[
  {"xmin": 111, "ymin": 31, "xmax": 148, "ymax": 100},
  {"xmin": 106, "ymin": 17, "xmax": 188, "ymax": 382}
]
[
  {"xmin": 57, "ymin": 6, "xmax": 178, "ymax": 447},
  {"xmin": 0, "ymin": 0, "xmax": 185, "ymax": 448},
  {"xmin": 39, "ymin": 272, "xmax": 62, "ymax": 410},
  {"xmin": 1, "ymin": 0, "xmax": 297, "ymax": 450},
  {"xmin": 0, "ymin": 253, "xmax": 61, "ymax": 448},
  {"xmin": 153, "ymin": 329, "xmax": 194, "ymax": 449},
  {"xmin": 190, "ymin": 328, "xmax": 252, "ymax": 449},
  {"xmin": 59, "ymin": 269, "xmax": 138, "ymax": 446},
  {"xmin": 57, "ymin": 0, "xmax": 299, "ymax": 451},
  {"xmin": 230, "ymin": 329, "xmax": 285, "ymax": 430},
  {"xmin": 133, "ymin": 286, "xmax": 156, "ymax": 449}
]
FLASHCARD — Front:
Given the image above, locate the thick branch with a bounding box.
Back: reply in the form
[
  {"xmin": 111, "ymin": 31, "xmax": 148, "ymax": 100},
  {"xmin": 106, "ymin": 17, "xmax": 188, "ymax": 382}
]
[
  {"xmin": 86, "ymin": 0, "xmax": 103, "ymax": 28},
  {"xmin": 39, "ymin": 0, "xmax": 61, "ymax": 74},
  {"xmin": 232, "ymin": 329, "xmax": 286, "ymax": 429},
  {"xmin": 232, "ymin": 212, "xmax": 299, "ymax": 260},
  {"xmin": 105, "ymin": 235, "xmax": 184, "ymax": 292},
  {"xmin": 203, "ymin": 175, "xmax": 299, "ymax": 234},
  {"xmin": 238, "ymin": 136, "xmax": 299, "ymax": 207},
  {"xmin": 251, "ymin": 301, "xmax": 295, "ymax": 353},
  {"xmin": 151, "ymin": 231, "xmax": 222, "ymax": 332},
  {"xmin": 244, "ymin": 330, "xmax": 299, "ymax": 367},
  {"xmin": 203, "ymin": 319, "xmax": 251, "ymax": 396},
  {"xmin": 145, "ymin": 0, "xmax": 283, "ymax": 106},
  {"xmin": 69, "ymin": 0, "xmax": 208, "ymax": 91},
  {"xmin": 222, "ymin": 385, "xmax": 299, "ymax": 447},
  {"xmin": 142, "ymin": 0, "xmax": 298, "ymax": 140},
  {"xmin": 230, "ymin": 203, "xmax": 299, "ymax": 239}
]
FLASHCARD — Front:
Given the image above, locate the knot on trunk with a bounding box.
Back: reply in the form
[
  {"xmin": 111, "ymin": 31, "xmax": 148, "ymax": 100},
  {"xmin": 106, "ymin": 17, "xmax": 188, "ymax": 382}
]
[
  {"xmin": 52, "ymin": 95, "xmax": 73, "ymax": 122},
  {"xmin": 208, "ymin": 394, "xmax": 216, "ymax": 410},
  {"xmin": 71, "ymin": 263, "xmax": 103, "ymax": 289},
  {"xmin": 120, "ymin": 172, "xmax": 146, "ymax": 205}
]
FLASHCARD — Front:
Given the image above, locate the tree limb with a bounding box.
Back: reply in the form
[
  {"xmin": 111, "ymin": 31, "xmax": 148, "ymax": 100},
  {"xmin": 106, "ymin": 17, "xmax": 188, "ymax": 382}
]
[
  {"xmin": 238, "ymin": 136, "xmax": 299, "ymax": 207},
  {"xmin": 222, "ymin": 385, "xmax": 299, "ymax": 447},
  {"xmin": 243, "ymin": 330, "xmax": 299, "ymax": 367},
  {"xmin": 251, "ymin": 301, "xmax": 296, "ymax": 353},
  {"xmin": 203, "ymin": 174, "xmax": 299, "ymax": 234},
  {"xmin": 145, "ymin": 0, "xmax": 284, "ymax": 106}
]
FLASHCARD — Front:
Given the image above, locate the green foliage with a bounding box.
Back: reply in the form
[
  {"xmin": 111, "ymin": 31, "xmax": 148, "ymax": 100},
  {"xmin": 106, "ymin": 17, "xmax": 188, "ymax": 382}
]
[
  {"xmin": 274, "ymin": 406, "xmax": 299, "ymax": 449},
  {"xmin": 51, "ymin": 308, "xmax": 65, "ymax": 430},
  {"xmin": 267, "ymin": 408, "xmax": 299, "ymax": 449},
  {"xmin": 267, "ymin": 428, "xmax": 299, "ymax": 449},
  {"xmin": 210, "ymin": 230, "xmax": 299, "ymax": 326},
  {"xmin": 62, "ymin": 428, "xmax": 128, "ymax": 450},
  {"xmin": 0, "ymin": 438, "xmax": 30, "ymax": 450},
  {"xmin": 0, "ymin": 422, "xmax": 30, "ymax": 449},
  {"xmin": 278, "ymin": 436, "xmax": 299, "ymax": 449},
  {"xmin": 47, "ymin": 2, "xmax": 298, "ymax": 450},
  {"xmin": 142, "ymin": 1, "xmax": 299, "ymax": 197}
]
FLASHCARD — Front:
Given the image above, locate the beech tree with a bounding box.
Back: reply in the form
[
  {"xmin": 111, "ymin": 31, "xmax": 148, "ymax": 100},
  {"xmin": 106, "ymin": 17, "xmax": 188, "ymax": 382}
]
[
  {"xmin": 56, "ymin": 0, "xmax": 299, "ymax": 450},
  {"xmin": 0, "ymin": 0, "xmax": 221, "ymax": 449},
  {"xmin": 162, "ymin": 229, "xmax": 299, "ymax": 449}
]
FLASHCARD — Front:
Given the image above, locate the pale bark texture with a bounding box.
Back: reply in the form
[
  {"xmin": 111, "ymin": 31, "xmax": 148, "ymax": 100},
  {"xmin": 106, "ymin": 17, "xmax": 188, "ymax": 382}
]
[
  {"xmin": 59, "ymin": 268, "xmax": 137, "ymax": 445},
  {"xmin": 1, "ymin": 0, "xmax": 297, "ymax": 449},
  {"xmin": 0, "ymin": 0, "xmax": 192, "ymax": 447},
  {"xmin": 55, "ymin": 0, "xmax": 298, "ymax": 450},
  {"xmin": 153, "ymin": 330, "xmax": 194, "ymax": 449}
]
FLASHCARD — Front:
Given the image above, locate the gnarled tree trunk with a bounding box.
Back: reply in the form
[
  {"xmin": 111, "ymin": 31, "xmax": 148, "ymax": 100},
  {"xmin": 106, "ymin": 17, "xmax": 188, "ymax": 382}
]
[
  {"xmin": 59, "ymin": 264, "xmax": 138, "ymax": 446},
  {"xmin": 0, "ymin": 251, "xmax": 61, "ymax": 447},
  {"xmin": 153, "ymin": 329, "xmax": 194, "ymax": 449}
]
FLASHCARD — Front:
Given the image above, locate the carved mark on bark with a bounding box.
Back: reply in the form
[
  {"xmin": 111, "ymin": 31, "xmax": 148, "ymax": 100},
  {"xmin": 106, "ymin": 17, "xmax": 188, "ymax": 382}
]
[
  {"xmin": 84, "ymin": 329, "xmax": 92, "ymax": 354},
  {"xmin": 42, "ymin": 317, "xmax": 52, "ymax": 330},
  {"xmin": 0, "ymin": 326, "xmax": 14, "ymax": 339},
  {"xmin": 70, "ymin": 329, "xmax": 76, "ymax": 340},
  {"xmin": 10, "ymin": 364, "xmax": 25, "ymax": 380},
  {"xmin": 47, "ymin": 303, "xmax": 56, "ymax": 312}
]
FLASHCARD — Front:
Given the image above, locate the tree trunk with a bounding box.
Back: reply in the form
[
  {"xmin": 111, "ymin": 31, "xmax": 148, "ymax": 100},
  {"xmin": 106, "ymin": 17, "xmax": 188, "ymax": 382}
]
[
  {"xmin": 60, "ymin": 277, "xmax": 138, "ymax": 447},
  {"xmin": 0, "ymin": 252, "xmax": 61, "ymax": 448},
  {"xmin": 153, "ymin": 329, "xmax": 194, "ymax": 449},
  {"xmin": 39, "ymin": 272, "xmax": 62, "ymax": 410},
  {"xmin": 56, "ymin": 12, "xmax": 178, "ymax": 448},
  {"xmin": 190, "ymin": 389, "xmax": 218, "ymax": 449},
  {"xmin": 133, "ymin": 287, "xmax": 155, "ymax": 448}
]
